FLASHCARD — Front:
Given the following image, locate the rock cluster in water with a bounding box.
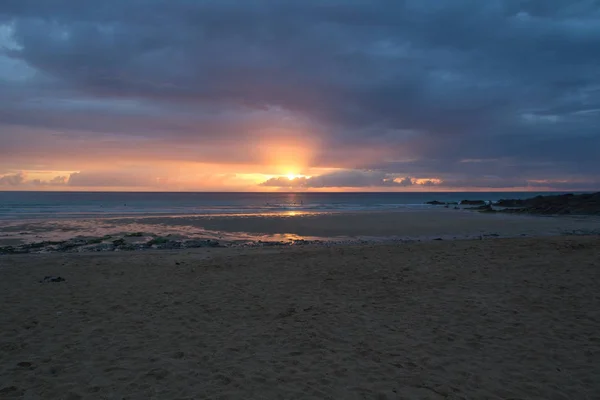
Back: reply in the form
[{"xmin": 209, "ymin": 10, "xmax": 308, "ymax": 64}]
[
  {"xmin": 495, "ymin": 192, "xmax": 600, "ymax": 215},
  {"xmin": 425, "ymin": 192, "xmax": 600, "ymax": 216}
]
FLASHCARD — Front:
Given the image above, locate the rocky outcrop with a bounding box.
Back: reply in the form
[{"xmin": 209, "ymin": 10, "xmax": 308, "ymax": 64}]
[
  {"xmin": 466, "ymin": 204, "xmax": 495, "ymax": 213},
  {"xmin": 425, "ymin": 200, "xmax": 446, "ymax": 205},
  {"xmin": 183, "ymin": 239, "xmax": 221, "ymax": 248},
  {"xmin": 426, "ymin": 201, "xmax": 459, "ymax": 206},
  {"xmin": 0, "ymin": 235, "xmax": 224, "ymax": 255},
  {"xmin": 497, "ymin": 192, "xmax": 600, "ymax": 215},
  {"xmin": 460, "ymin": 200, "xmax": 486, "ymax": 206}
]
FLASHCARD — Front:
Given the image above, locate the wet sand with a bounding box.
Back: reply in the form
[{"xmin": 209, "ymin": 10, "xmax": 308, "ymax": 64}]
[
  {"xmin": 1, "ymin": 236, "xmax": 599, "ymax": 399},
  {"xmin": 129, "ymin": 209, "xmax": 600, "ymax": 238},
  {"xmin": 2, "ymin": 209, "xmax": 600, "ymax": 247}
]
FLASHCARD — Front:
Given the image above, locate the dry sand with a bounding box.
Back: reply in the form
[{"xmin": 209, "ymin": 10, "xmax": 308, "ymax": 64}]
[{"xmin": 1, "ymin": 236, "xmax": 600, "ymax": 399}]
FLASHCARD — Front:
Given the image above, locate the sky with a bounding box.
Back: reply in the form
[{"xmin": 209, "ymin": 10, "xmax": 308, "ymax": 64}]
[{"xmin": 0, "ymin": 0, "xmax": 599, "ymax": 192}]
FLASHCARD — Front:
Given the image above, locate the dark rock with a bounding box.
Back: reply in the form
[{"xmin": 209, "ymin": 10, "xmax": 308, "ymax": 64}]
[
  {"xmin": 460, "ymin": 199, "xmax": 486, "ymax": 205},
  {"xmin": 257, "ymin": 240, "xmax": 287, "ymax": 247},
  {"xmin": 495, "ymin": 198, "xmax": 527, "ymax": 207},
  {"xmin": 151, "ymin": 240, "xmax": 182, "ymax": 250},
  {"xmin": 497, "ymin": 192, "xmax": 600, "ymax": 215},
  {"xmin": 465, "ymin": 204, "xmax": 490, "ymax": 210},
  {"xmin": 289, "ymin": 239, "xmax": 316, "ymax": 246},
  {"xmin": 125, "ymin": 232, "xmax": 144, "ymax": 237},
  {"xmin": 40, "ymin": 276, "xmax": 65, "ymax": 283},
  {"xmin": 183, "ymin": 239, "xmax": 221, "ymax": 248},
  {"xmin": 116, "ymin": 244, "xmax": 138, "ymax": 251},
  {"xmin": 425, "ymin": 200, "xmax": 446, "ymax": 205},
  {"xmin": 56, "ymin": 239, "xmax": 87, "ymax": 252},
  {"xmin": 0, "ymin": 246, "xmax": 16, "ymax": 254},
  {"xmin": 85, "ymin": 243, "xmax": 115, "ymax": 252},
  {"xmin": 147, "ymin": 237, "xmax": 170, "ymax": 246},
  {"xmin": 463, "ymin": 204, "xmax": 497, "ymax": 213},
  {"xmin": 28, "ymin": 241, "xmax": 65, "ymax": 249},
  {"xmin": 112, "ymin": 239, "xmax": 126, "ymax": 246}
]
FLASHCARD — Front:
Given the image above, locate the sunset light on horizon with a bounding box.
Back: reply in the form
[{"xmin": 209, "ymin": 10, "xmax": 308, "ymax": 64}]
[{"xmin": 2, "ymin": 4, "xmax": 599, "ymax": 398}]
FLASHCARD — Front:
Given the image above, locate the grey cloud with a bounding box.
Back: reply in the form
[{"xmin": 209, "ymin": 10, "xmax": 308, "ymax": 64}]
[
  {"xmin": 67, "ymin": 171, "xmax": 159, "ymax": 187},
  {"xmin": 0, "ymin": 172, "xmax": 25, "ymax": 186},
  {"xmin": 50, "ymin": 176, "xmax": 68, "ymax": 185},
  {"xmin": 0, "ymin": 172, "xmax": 68, "ymax": 186},
  {"xmin": 1, "ymin": 0, "xmax": 600, "ymax": 189}
]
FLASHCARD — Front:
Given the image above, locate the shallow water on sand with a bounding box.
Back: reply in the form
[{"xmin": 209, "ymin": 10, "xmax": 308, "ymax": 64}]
[{"xmin": 1, "ymin": 208, "xmax": 599, "ymax": 251}]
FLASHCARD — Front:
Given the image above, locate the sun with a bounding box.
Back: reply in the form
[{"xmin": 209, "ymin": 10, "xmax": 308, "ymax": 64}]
[{"xmin": 286, "ymin": 173, "xmax": 306, "ymax": 180}]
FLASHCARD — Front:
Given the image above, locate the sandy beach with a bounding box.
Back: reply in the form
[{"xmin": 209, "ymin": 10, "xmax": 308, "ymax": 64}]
[{"xmin": 1, "ymin": 236, "xmax": 599, "ymax": 399}]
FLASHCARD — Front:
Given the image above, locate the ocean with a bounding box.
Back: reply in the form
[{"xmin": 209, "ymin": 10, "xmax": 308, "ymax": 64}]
[
  {"xmin": 1, "ymin": 191, "xmax": 598, "ymax": 250},
  {"xmin": 0, "ymin": 191, "xmax": 574, "ymax": 220}
]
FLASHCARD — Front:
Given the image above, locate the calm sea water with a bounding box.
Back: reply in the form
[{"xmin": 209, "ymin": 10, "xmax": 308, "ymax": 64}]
[{"xmin": 0, "ymin": 191, "xmax": 575, "ymax": 220}]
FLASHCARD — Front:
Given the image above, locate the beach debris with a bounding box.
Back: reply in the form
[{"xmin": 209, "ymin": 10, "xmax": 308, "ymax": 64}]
[{"xmin": 40, "ymin": 276, "xmax": 65, "ymax": 283}]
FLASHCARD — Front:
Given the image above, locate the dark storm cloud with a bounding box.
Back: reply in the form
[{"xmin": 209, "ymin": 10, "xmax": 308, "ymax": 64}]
[{"xmin": 1, "ymin": 0, "xmax": 599, "ymax": 188}]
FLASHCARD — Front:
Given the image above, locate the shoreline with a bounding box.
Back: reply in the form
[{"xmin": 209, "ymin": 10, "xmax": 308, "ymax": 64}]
[{"xmin": 2, "ymin": 208, "xmax": 600, "ymax": 254}]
